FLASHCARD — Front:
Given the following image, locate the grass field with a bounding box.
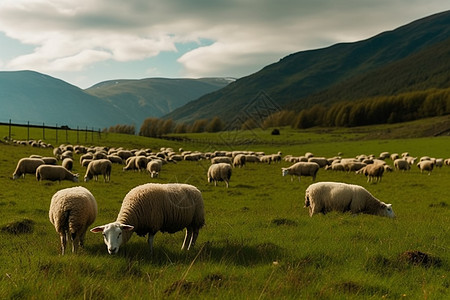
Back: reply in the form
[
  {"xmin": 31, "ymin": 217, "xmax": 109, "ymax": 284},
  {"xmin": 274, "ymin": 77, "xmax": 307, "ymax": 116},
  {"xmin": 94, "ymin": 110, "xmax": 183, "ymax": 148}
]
[{"xmin": 0, "ymin": 122, "xmax": 449, "ymax": 299}]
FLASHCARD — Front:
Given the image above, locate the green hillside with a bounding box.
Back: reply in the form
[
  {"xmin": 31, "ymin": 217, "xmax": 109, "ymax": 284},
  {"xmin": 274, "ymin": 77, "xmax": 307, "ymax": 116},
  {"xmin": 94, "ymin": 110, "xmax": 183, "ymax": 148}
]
[{"xmin": 164, "ymin": 10, "xmax": 450, "ymax": 124}]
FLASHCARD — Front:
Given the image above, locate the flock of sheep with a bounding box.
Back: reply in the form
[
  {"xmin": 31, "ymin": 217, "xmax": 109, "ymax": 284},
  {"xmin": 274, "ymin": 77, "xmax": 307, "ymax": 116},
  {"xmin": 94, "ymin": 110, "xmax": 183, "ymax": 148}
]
[{"xmin": 9, "ymin": 141, "xmax": 450, "ymax": 255}]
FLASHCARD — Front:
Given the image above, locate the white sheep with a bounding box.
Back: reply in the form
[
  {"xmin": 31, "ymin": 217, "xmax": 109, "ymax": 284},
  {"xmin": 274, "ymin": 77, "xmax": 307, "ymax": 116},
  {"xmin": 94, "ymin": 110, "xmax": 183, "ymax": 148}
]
[
  {"xmin": 394, "ymin": 158, "xmax": 411, "ymax": 171},
  {"xmin": 232, "ymin": 154, "xmax": 246, "ymax": 168},
  {"xmin": 356, "ymin": 163, "xmax": 385, "ymax": 183},
  {"xmin": 207, "ymin": 163, "xmax": 232, "ymax": 188},
  {"xmin": 281, "ymin": 162, "xmax": 319, "ymax": 182},
  {"xmin": 49, "ymin": 186, "xmax": 98, "ymax": 254},
  {"xmin": 417, "ymin": 160, "xmax": 434, "ymax": 175},
  {"xmin": 36, "ymin": 165, "xmax": 79, "ymax": 182},
  {"xmin": 62, "ymin": 158, "xmax": 73, "ymax": 171},
  {"xmin": 90, "ymin": 183, "xmax": 205, "ymax": 254},
  {"xmin": 211, "ymin": 156, "xmax": 232, "ymax": 164},
  {"xmin": 147, "ymin": 160, "xmax": 162, "ymax": 178},
  {"xmin": 12, "ymin": 157, "xmax": 45, "ymax": 179},
  {"xmin": 84, "ymin": 159, "xmax": 112, "ymax": 182},
  {"xmin": 304, "ymin": 182, "xmax": 395, "ymax": 218}
]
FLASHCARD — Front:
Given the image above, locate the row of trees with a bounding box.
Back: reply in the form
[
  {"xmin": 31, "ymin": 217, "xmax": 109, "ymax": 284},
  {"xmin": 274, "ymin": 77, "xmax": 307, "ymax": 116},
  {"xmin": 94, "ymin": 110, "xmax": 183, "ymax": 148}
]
[
  {"xmin": 139, "ymin": 116, "xmax": 225, "ymax": 137},
  {"xmin": 262, "ymin": 88, "xmax": 450, "ymax": 129},
  {"xmin": 106, "ymin": 87, "xmax": 450, "ymax": 135}
]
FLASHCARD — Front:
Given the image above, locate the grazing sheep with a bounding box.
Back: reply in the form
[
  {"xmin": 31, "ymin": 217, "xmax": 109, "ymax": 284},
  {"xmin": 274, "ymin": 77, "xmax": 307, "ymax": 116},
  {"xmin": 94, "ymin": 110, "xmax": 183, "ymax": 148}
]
[
  {"xmin": 36, "ymin": 165, "xmax": 79, "ymax": 182},
  {"xmin": 211, "ymin": 156, "xmax": 232, "ymax": 165},
  {"xmin": 417, "ymin": 160, "xmax": 434, "ymax": 175},
  {"xmin": 445, "ymin": 158, "xmax": 450, "ymax": 166},
  {"xmin": 49, "ymin": 186, "xmax": 97, "ymax": 254},
  {"xmin": 107, "ymin": 155, "xmax": 123, "ymax": 164},
  {"xmin": 281, "ymin": 162, "xmax": 319, "ymax": 182},
  {"xmin": 435, "ymin": 158, "xmax": 444, "ymax": 168},
  {"xmin": 304, "ymin": 182, "xmax": 395, "ymax": 218},
  {"xmin": 123, "ymin": 156, "xmax": 138, "ymax": 171},
  {"xmin": 147, "ymin": 160, "xmax": 162, "ymax": 178},
  {"xmin": 84, "ymin": 159, "xmax": 112, "ymax": 182},
  {"xmin": 12, "ymin": 157, "xmax": 46, "ymax": 179},
  {"xmin": 308, "ymin": 157, "xmax": 329, "ymax": 168},
  {"xmin": 233, "ymin": 154, "xmax": 246, "ymax": 168},
  {"xmin": 207, "ymin": 163, "xmax": 232, "ymax": 188},
  {"xmin": 356, "ymin": 164, "xmax": 384, "ymax": 183},
  {"xmin": 41, "ymin": 157, "xmax": 58, "ymax": 165},
  {"xmin": 259, "ymin": 155, "xmax": 273, "ymax": 164},
  {"xmin": 135, "ymin": 156, "xmax": 149, "ymax": 171},
  {"xmin": 90, "ymin": 183, "xmax": 205, "ymax": 254},
  {"xmin": 117, "ymin": 150, "xmax": 134, "ymax": 160},
  {"xmin": 343, "ymin": 161, "xmax": 367, "ymax": 172},
  {"xmin": 394, "ymin": 159, "xmax": 411, "ymax": 171},
  {"xmin": 244, "ymin": 155, "xmax": 260, "ymax": 163},
  {"xmin": 62, "ymin": 158, "xmax": 73, "ymax": 171}
]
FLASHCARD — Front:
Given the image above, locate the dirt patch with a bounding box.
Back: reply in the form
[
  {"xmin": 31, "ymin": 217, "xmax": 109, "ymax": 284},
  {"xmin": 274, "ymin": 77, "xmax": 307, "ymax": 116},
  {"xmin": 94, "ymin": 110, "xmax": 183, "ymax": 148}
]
[
  {"xmin": 1, "ymin": 218, "xmax": 35, "ymax": 234},
  {"xmin": 398, "ymin": 250, "xmax": 442, "ymax": 268}
]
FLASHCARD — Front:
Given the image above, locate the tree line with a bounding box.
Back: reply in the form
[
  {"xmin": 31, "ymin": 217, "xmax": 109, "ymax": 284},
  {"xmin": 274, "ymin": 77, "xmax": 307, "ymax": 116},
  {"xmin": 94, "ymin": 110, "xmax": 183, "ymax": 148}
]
[{"xmin": 105, "ymin": 87, "xmax": 450, "ymax": 135}]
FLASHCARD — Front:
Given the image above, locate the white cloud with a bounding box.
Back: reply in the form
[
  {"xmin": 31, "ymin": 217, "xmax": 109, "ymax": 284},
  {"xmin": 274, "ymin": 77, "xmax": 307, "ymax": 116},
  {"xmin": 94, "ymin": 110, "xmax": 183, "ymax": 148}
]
[{"xmin": 0, "ymin": 0, "xmax": 448, "ymax": 84}]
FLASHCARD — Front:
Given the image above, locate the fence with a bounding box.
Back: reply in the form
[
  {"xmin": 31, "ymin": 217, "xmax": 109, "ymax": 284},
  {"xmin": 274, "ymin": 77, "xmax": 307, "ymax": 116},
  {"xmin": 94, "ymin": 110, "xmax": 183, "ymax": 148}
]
[{"xmin": 0, "ymin": 119, "xmax": 103, "ymax": 144}]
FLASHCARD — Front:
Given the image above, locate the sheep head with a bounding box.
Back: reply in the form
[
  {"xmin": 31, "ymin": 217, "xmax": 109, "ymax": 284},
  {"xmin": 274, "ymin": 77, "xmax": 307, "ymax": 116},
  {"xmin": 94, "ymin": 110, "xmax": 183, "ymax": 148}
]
[{"xmin": 91, "ymin": 222, "xmax": 134, "ymax": 254}]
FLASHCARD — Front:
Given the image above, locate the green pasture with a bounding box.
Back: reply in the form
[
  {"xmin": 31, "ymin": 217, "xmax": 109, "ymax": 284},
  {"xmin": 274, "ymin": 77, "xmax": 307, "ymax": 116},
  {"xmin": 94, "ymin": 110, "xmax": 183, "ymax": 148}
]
[{"xmin": 0, "ymin": 123, "xmax": 449, "ymax": 299}]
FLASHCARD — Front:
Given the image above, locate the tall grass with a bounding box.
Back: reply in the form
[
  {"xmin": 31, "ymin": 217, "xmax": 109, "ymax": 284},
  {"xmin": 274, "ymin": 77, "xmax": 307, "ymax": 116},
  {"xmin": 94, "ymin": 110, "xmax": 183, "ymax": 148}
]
[{"xmin": 0, "ymin": 124, "xmax": 449, "ymax": 299}]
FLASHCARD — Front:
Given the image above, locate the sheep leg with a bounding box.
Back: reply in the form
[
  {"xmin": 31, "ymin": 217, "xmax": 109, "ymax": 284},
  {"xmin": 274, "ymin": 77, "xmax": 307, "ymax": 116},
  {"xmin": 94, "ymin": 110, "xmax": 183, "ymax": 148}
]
[
  {"xmin": 182, "ymin": 228, "xmax": 193, "ymax": 250},
  {"xmin": 60, "ymin": 233, "xmax": 67, "ymax": 255},
  {"xmin": 72, "ymin": 233, "xmax": 80, "ymax": 253},
  {"xmin": 147, "ymin": 234, "xmax": 154, "ymax": 253},
  {"xmin": 189, "ymin": 228, "xmax": 200, "ymax": 250}
]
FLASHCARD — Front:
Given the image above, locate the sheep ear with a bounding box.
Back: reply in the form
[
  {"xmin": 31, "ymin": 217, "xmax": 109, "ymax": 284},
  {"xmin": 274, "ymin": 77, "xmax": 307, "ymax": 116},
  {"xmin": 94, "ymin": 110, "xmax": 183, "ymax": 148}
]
[
  {"xmin": 90, "ymin": 226, "xmax": 105, "ymax": 233},
  {"xmin": 120, "ymin": 224, "xmax": 134, "ymax": 231}
]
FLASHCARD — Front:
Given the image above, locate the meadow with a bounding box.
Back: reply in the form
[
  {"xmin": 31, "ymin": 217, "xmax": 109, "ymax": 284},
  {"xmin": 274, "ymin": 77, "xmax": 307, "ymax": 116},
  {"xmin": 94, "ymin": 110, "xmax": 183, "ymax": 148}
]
[{"xmin": 0, "ymin": 123, "xmax": 449, "ymax": 299}]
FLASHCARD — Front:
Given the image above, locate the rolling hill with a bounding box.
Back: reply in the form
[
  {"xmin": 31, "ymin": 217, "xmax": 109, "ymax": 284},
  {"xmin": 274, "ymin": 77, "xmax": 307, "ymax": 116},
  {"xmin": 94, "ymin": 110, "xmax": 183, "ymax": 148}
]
[
  {"xmin": 85, "ymin": 77, "xmax": 232, "ymax": 127},
  {"xmin": 164, "ymin": 10, "xmax": 450, "ymax": 124},
  {"xmin": 0, "ymin": 71, "xmax": 231, "ymax": 129}
]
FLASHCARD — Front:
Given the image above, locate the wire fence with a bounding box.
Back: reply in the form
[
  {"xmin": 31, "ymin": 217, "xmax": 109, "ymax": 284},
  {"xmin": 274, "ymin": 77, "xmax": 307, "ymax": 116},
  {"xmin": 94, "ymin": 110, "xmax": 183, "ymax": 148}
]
[{"xmin": 0, "ymin": 119, "xmax": 103, "ymax": 145}]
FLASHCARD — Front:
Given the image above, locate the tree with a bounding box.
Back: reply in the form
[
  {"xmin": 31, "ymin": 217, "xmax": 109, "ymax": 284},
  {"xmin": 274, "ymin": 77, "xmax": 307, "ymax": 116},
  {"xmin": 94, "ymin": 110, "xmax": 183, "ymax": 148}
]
[{"xmin": 205, "ymin": 117, "xmax": 224, "ymax": 132}]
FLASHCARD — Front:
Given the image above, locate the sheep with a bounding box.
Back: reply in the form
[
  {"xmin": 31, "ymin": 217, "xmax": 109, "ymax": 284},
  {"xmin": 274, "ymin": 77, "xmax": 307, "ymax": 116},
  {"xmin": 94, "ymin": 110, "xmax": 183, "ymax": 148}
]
[
  {"xmin": 41, "ymin": 157, "xmax": 58, "ymax": 165},
  {"xmin": 356, "ymin": 163, "xmax": 384, "ymax": 183},
  {"xmin": 281, "ymin": 162, "xmax": 319, "ymax": 183},
  {"xmin": 259, "ymin": 155, "xmax": 272, "ymax": 164},
  {"xmin": 207, "ymin": 163, "xmax": 232, "ymax": 188},
  {"xmin": 233, "ymin": 154, "xmax": 246, "ymax": 168},
  {"xmin": 308, "ymin": 157, "xmax": 329, "ymax": 168},
  {"xmin": 49, "ymin": 186, "xmax": 97, "ymax": 254},
  {"xmin": 394, "ymin": 158, "xmax": 411, "ymax": 171},
  {"xmin": 417, "ymin": 160, "xmax": 434, "ymax": 175},
  {"xmin": 90, "ymin": 183, "xmax": 205, "ymax": 254},
  {"xmin": 12, "ymin": 157, "xmax": 45, "ymax": 179},
  {"xmin": 135, "ymin": 156, "xmax": 149, "ymax": 171},
  {"xmin": 244, "ymin": 155, "xmax": 260, "ymax": 163},
  {"xmin": 123, "ymin": 156, "xmax": 138, "ymax": 171},
  {"xmin": 304, "ymin": 182, "xmax": 395, "ymax": 218},
  {"xmin": 36, "ymin": 165, "xmax": 79, "ymax": 182},
  {"xmin": 62, "ymin": 158, "xmax": 73, "ymax": 171},
  {"xmin": 147, "ymin": 160, "xmax": 162, "ymax": 178},
  {"xmin": 84, "ymin": 159, "xmax": 112, "ymax": 182},
  {"xmin": 107, "ymin": 155, "xmax": 123, "ymax": 164},
  {"xmin": 211, "ymin": 156, "xmax": 232, "ymax": 165}
]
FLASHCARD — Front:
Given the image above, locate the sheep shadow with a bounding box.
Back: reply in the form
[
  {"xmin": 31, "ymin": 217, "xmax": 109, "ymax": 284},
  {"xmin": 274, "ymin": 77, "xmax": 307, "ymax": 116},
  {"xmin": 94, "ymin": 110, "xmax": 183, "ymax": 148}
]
[{"xmin": 85, "ymin": 239, "xmax": 284, "ymax": 267}]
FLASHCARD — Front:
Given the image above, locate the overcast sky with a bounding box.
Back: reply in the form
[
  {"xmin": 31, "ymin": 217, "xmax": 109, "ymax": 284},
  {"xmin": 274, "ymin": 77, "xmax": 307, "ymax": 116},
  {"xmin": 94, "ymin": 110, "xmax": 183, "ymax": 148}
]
[{"xmin": 0, "ymin": 1, "xmax": 448, "ymax": 89}]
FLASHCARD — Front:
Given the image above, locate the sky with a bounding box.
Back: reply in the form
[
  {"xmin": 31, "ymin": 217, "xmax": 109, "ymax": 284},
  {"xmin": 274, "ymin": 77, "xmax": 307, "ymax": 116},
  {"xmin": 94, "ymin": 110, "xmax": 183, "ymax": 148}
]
[{"xmin": 0, "ymin": 1, "xmax": 449, "ymax": 89}]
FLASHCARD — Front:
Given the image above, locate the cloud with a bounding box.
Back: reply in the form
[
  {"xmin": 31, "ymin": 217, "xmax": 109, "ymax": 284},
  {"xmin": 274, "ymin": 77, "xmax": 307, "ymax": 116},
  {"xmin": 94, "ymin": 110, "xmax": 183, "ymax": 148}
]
[{"xmin": 0, "ymin": 0, "xmax": 448, "ymax": 80}]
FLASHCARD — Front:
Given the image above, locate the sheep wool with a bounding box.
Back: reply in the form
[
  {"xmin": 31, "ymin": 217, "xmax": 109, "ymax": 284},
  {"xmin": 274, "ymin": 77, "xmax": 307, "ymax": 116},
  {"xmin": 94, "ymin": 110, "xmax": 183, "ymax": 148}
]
[
  {"xmin": 84, "ymin": 159, "xmax": 112, "ymax": 182},
  {"xmin": 305, "ymin": 182, "xmax": 395, "ymax": 218},
  {"xmin": 36, "ymin": 165, "xmax": 79, "ymax": 182},
  {"xmin": 207, "ymin": 163, "xmax": 232, "ymax": 187},
  {"xmin": 91, "ymin": 183, "xmax": 205, "ymax": 254},
  {"xmin": 49, "ymin": 186, "xmax": 98, "ymax": 254},
  {"xmin": 12, "ymin": 157, "xmax": 46, "ymax": 179},
  {"xmin": 281, "ymin": 162, "xmax": 319, "ymax": 182}
]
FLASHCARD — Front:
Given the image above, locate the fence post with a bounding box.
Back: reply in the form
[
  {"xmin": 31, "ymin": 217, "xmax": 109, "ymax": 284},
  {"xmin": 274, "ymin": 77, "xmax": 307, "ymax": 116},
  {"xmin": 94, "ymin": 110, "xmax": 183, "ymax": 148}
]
[{"xmin": 8, "ymin": 119, "xmax": 11, "ymax": 141}]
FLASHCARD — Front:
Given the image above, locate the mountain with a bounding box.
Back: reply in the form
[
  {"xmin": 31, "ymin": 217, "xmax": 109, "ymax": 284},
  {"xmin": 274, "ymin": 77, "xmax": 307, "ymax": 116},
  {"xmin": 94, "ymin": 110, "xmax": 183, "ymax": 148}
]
[
  {"xmin": 85, "ymin": 77, "xmax": 232, "ymax": 127},
  {"xmin": 164, "ymin": 10, "xmax": 450, "ymax": 124},
  {"xmin": 0, "ymin": 71, "xmax": 231, "ymax": 129},
  {"xmin": 0, "ymin": 70, "xmax": 130, "ymax": 129}
]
